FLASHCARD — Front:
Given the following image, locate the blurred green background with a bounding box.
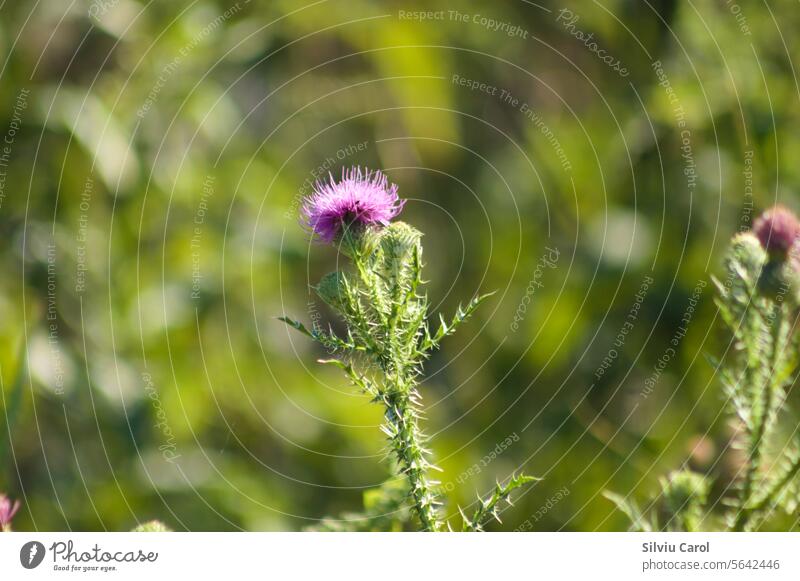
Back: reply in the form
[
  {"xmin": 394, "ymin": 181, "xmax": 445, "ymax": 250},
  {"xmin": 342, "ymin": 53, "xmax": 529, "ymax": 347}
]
[{"xmin": 1, "ymin": 0, "xmax": 798, "ymax": 531}]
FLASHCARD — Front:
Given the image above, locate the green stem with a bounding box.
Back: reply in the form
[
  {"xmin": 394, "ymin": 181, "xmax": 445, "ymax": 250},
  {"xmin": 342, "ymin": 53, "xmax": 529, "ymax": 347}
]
[
  {"xmin": 347, "ymin": 230, "xmax": 440, "ymax": 531},
  {"xmin": 385, "ymin": 389, "xmax": 440, "ymax": 532},
  {"xmin": 732, "ymin": 306, "xmax": 783, "ymax": 531}
]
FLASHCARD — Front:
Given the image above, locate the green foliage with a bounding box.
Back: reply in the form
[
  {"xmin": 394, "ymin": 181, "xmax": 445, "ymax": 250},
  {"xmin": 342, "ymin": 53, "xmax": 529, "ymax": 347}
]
[
  {"xmin": 6, "ymin": 0, "xmax": 800, "ymax": 532},
  {"xmin": 602, "ymin": 492, "xmax": 654, "ymax": 533},
  {"xmin": 283, "ymin": 222, "xmax": 536, "ymax": 531},
  {"xmin": 0, "ymin": 341, "xmax": 26, "ymax": 487},
  {"xmin": 306, "ymin": 479, "xmax": 410, "ymax": 532},
  {"xmin": 461, "ymin": 474, "xmax": 539, "ymax": 532}
]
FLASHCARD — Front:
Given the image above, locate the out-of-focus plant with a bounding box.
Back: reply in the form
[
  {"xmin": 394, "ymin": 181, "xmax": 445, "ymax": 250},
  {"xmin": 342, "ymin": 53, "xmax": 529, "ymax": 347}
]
[
  {"xmin": 0, "ymin": 493, "xmax": 20, "ymax": 532},
  {"xmin": 607, "ymin": 206, "xmax": 800, "ymax": 532},
  {"xmin": 131, "ymin": 520, "xmax": 172, "ymax": 532},
  {"xmin": 281, "ymin": 167, "xmax": 537, "ymax": 531}
]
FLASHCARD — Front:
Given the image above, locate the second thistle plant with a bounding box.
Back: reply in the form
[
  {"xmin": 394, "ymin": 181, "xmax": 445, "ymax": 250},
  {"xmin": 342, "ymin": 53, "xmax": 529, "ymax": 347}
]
[
  {"xmin": 607, "ymin": 205, "xmax": 800, "ymax": 532},
  {"xmin": 281, "ymin": 167, "xmax": 536, "ymax": 531}
]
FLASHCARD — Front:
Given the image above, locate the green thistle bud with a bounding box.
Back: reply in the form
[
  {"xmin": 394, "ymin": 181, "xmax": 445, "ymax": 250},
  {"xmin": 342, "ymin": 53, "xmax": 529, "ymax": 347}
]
[
  {"xmin": 315, "ymin": 271, "xmax": 348, "ymax": 309},
  {"xmin": 338, "ymin": 224, "xmax": 381, "ymax": 259},
  {"xmin": 721, "ymin": 233, "xmax": 767, "ymax": 311},
  {"xmin": 728, "ymin": 232, "xmax": 767, "ymax": 286},
  {"xmin": 376, "ymin": 221, "xmax": 422, "ymax": 285},
  {"xmin": 379, "ymin": 221, "xmax": 422, "ymax": 248},
  {"xmin": 379, "ymin": 221, "xmax": 422, "ymax": 259},
  {"xmin": 660, "ymin": 470, "xmax": 709, "ymax": 532}
]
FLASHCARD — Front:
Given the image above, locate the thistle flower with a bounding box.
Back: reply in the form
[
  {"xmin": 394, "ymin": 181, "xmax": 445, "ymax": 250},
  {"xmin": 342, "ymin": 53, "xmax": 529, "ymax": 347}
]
[
  {"xmin": 753, "ymin": 205, "xmax": 800, "ymax": 257},
  {"xmin": 0, "ymin": 494, "xmax": 20, "ymax": 532},
  {"xmin": 302, "ymin": 167, "xmax": 404, "ymax": 243}
]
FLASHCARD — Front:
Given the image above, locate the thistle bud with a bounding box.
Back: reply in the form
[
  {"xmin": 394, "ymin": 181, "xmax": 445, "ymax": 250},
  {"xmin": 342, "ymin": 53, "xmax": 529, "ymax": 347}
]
[
  {"xmin": 378, "ymin": 222, "xmax": 422, "ymax": 264},
  {"xmin": 315, "ymin": 271, "xmax": 348, "ymax": 310},
  {"xmin": 728, "ymin": 232, "xmax": 767, "ymax": 283},
  {"xmin": 660, "ymin": 470, "xmax": 709, "ymax": 532},
  {"xmin": 376, "ymin": 221, "xmax": 423, "ymax": 293}
]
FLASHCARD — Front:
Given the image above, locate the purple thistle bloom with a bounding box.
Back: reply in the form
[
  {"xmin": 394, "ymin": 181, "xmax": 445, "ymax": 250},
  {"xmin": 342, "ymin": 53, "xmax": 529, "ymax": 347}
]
[
  {"xmin": 753, "ymin": 205, "xmax": 800, "ymax": 256},
  {"xmin": 0, "ymin": 494, "xmax": 20, "ymax": 530},
  {"xmin": 302, "ymin": 166, "xmax": 405, "ymax": 243}
]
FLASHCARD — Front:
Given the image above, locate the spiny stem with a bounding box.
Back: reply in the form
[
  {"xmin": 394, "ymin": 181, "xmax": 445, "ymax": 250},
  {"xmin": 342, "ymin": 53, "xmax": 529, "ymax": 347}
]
[
  {"xmin": 749, "ymin": 453, "xmax": 800, "ymax": 519},
  {"xmin": 385, "ymin": 390, "xmax": 440, "ymax": 531},
  {"xmin": 732, "ymin": 306, "xmax": 783, "ymax": 531},
  {"xmin": 465, "ymin": 474, "xmax": 538, "ymax": 531}
]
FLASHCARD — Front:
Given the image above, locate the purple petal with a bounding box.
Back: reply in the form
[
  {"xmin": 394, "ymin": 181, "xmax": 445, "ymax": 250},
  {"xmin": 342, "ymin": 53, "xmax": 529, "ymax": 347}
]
[{"xmin": 301, "ymin": 166, "xmax": 404, "ymax": 243}]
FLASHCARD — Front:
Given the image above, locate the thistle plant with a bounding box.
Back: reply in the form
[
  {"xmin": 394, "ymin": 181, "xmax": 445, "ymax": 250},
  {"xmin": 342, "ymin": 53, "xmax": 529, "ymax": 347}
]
[
  {"xmin": 281, "ymin": 167, "xmax": 536, "ymax": 531},
  {"xmin": 607, "ymin": 206, "xmax": 800, "ymax": 532}
]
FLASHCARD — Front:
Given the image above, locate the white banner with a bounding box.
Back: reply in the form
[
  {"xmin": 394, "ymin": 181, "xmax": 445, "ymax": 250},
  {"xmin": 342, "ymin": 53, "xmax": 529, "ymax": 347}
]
[{"xmin": 0, "ymin": 533, "xmax": 798, "ymax": 580}]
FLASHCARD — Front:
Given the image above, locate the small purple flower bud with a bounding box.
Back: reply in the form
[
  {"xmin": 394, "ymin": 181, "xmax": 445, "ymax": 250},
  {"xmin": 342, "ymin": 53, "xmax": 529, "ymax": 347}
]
[
  {"xmin": 0, "ymin": 494, "xmax": 20, "ymax": 531},
  {"xmin": 753, "ymin": 205, "xmax": 800, "ymax": 257},
  {"xmin": 302, "ymin": 166, "xmax": 405, "ymax": 243}
]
